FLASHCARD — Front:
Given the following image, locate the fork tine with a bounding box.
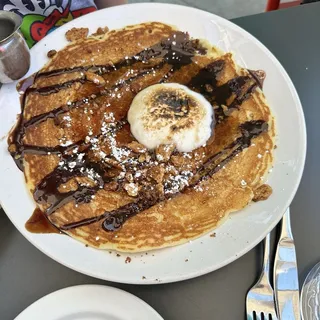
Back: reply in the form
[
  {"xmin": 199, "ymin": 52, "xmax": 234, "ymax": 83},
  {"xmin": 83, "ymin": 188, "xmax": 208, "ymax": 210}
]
[
  {"xmin": 270, "ymin": 313, "xmax": 278, "ymax": 320},
  {"xmin": 255, "ymin": 312, "xmax": 262, "ymax": 320},
  {"xmin": 264, "ymin": 312, "xmax": 274, "ymax": 320},
  {"xmin": 250, "ymin": 311, "xmax": 257, "ymax": 320},
  {"xmin": 246, "ymin": 234, "xmax": 278, "ymax": 320},
  {"xmin": 252, "ymin": 311, "xmax": 257, "ymax": 320}
]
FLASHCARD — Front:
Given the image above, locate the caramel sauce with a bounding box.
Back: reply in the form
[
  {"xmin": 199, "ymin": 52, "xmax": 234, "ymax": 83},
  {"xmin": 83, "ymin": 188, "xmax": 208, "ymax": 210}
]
[{"xmin": 25, "ymin": 208, "xmax": 61, "ymax": 234}]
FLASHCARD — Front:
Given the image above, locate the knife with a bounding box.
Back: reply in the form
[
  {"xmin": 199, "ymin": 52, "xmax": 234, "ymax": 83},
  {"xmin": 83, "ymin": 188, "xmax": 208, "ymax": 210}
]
[{"xmin": 274, "ymin": 208, "xmax": 300, "ymax": 319}]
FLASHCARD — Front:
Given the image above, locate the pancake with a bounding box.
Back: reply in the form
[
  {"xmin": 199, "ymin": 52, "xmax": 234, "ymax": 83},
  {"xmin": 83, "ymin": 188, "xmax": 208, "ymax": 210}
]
[{"xmin": 8, "ymin": 22, "xmax": 275, "ymax": 252}]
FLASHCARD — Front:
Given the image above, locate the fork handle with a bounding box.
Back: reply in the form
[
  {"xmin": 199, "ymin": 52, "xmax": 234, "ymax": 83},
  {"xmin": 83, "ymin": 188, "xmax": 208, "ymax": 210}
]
[{"xmin": 260, "ymin": 233, "xmax": 271, "ymax": 282}]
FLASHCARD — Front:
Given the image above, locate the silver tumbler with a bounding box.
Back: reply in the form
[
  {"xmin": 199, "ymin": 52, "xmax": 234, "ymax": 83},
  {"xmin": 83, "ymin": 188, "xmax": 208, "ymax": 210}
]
[{"xmin": 0, "ymin": 10, "xmax": 30, "ymax": 83}]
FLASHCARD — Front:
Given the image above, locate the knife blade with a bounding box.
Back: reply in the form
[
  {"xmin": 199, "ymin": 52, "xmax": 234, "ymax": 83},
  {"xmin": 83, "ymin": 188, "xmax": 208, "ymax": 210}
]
[{"xmin": 274, "ymin": 208, "xmax": 300, "ymax": 319}]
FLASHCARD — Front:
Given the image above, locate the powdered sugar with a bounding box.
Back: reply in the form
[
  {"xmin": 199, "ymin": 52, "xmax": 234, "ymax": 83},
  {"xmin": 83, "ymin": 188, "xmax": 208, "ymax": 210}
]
[{"xmin": 164, "ymin": 170, "xmax": 193, "ymax": 194}]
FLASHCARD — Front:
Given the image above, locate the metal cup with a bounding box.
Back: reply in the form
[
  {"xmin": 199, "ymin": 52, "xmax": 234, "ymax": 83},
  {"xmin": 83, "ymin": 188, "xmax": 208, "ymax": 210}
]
[{"xmin": 0, "ymin": 11, "xmax": 30, "ymax": 83}]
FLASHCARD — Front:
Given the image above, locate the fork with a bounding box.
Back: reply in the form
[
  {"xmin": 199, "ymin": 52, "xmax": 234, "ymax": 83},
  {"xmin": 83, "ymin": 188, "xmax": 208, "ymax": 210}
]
[{"xmin": 246, "ymin": 233, "xmax": 278, "ymax": 320}]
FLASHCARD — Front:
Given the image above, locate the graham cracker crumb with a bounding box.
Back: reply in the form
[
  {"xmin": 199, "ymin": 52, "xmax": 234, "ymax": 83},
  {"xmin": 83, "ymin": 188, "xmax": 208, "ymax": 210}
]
[
  {"xmin": 104, "ymin": 181, "xmax": 119, "ymax": 191},
  {"xmin": 66, "ymin": 28, "xmax": 89, "ymax": 42},
  {"xmin": 156, "ymin": 144, "xmax": 175, "ymax": 162},
  {"xmin": 93, "ymin": 26, "xmax": 109, "ymax": 36},
  {"xmin": 127, "ymin": 141, "xmax": 147, "ymax": 153},
  {"xmin": 47, "ymin": 49, "xmax": 57, "ymax": 58},
  {"xmin": 210, "ymin": 233, "xmax": 216, "ymax": 238},
  {"xmin": 253, "ymin": 184, "xmax": 273, "ymax": 202}
]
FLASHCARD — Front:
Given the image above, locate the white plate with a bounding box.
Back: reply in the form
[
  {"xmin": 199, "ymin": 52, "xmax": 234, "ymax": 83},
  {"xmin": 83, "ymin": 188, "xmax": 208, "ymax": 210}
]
[
  {"xmin": 15, "ymin": 285, "xmax": 163, "ymax": 320},
  {"xmin": 0, "ymin": 3, "xmax": 306, "ymax": 284}
]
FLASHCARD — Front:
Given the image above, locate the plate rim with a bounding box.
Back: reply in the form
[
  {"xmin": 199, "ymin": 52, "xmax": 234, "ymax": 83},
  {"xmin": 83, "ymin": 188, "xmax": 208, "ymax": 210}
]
[
  {"xmin": 0, "ymin": 2, "xmax": 307, "ymax": 284},
  {"xmin": 14, "ymin": 284, "xmax": 164, "ymax": 319}
]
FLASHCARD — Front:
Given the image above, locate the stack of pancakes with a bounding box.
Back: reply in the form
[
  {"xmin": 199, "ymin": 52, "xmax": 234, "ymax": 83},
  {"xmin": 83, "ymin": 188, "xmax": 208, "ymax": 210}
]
[{"xmin": 8, "ymin": 22, "xmax": 274, "ymax": 252}]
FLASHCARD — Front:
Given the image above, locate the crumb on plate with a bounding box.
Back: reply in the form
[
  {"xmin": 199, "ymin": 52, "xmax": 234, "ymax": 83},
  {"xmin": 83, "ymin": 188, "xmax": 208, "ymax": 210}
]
[
  {"xmin": 47, "ymin": 49, "xmax": 57, "ymax": 58},
  {"xmin": 125, "ymin": 257, "xmax": 132, "ymax": 264},
  {"xmin": 253, "ymin": 184, "xmax": 273, "ymax": 202}
]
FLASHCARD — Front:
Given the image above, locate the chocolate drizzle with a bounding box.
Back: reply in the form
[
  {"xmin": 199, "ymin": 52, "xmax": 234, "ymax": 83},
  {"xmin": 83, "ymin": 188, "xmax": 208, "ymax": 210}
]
[
  {"xmin": 33, "ymin": 119, "xmax": 126, "ymax": 215},
  {"xmin": 34, "ymin": 160, "xmax": 102, "ymax": 215},
  {"xmin": 35, "ymin": 32, "xmax": 200, "ymax": 80},
  {"xmin": 27, "ymin": 78, "xmax": 86, "ymax": 96},
  {"xmin": 193, "ymin": 120, "xmax": 268, "ymax": 184},
  {"xmin": 32, "ymin": 32, "xmax": 202, "ymax": 96},
  {"xmin": 9, "ymin": 62, "xmax": 166, "ymax": 170},
  {"xmin": 8, "ymin": 30, "xmax": 267, "ymax": 234},
  {"xmin": 189, "ymin": 60, "xmax": 225, "ymax": 89},
  {"xmin": 189, "ymin": 60, "xmax": 258, "ymax": 121},
  {"xmin": 61, "ymin": 120, "xmax": 268, "ymax": 231},
  {"xmin": 248, "ymin": 69, "xmax": 266, "ymax": 89},
  {"xmin": 23, "ymin": 62, "xmax": 166, "ymax": 129},
  {"xmin": 9, "ymin": 32, "xmax": 205, "ymax": 170}
]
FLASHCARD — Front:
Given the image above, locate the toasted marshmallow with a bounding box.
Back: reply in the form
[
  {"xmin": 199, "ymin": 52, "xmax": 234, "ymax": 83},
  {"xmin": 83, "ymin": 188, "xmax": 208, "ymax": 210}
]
[{"xmin": 128, "ymin": 83, "xmax": 214, "ymax": 152}]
